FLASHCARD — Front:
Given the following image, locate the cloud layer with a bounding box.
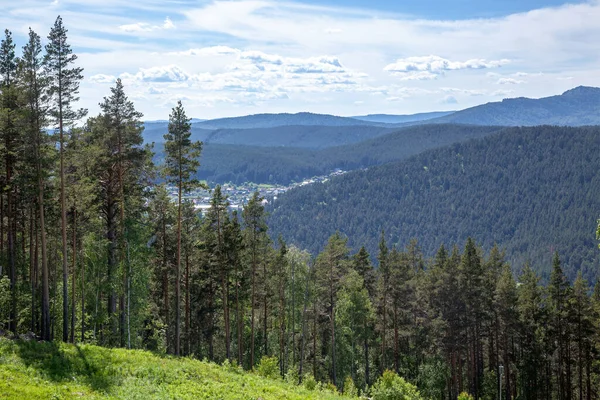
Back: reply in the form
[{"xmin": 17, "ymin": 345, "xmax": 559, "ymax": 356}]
[{"xmin": 3, "ymin": 0, "xmax": 600, "ymax": 119}]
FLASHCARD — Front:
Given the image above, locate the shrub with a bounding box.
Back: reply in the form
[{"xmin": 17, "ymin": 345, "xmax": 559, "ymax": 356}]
[
  {"xmin": 256, "ymin": 356, "xmax": 280, "ymax": 380},
  {"xmin": 285, "ymin": 364, "xmax": 299, "ymax": 385},
  {"xmin": 458, "ymin": 392, "xmax": 475, "ymax": 400},
  {"xmin": 303, "ymin": 373, "xmax": 318, "ymax": 391},
  {"xmin": 371, "ymin": 370, "xmax": 423, "ymax": 400},
  {"xmin": 344, "ymin": 375, "xmax": 359, "ymax": 397}
]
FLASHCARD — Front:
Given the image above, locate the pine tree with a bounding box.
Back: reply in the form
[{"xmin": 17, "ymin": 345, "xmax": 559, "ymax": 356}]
[
  {"xmin": 163, "ymin": 100, "xmax": 202, "ymax": 356},
  {"xmin": 377, "ymin": 231, "xmax": 390, "ymax": 372},
  {"xmin": 315, "ymin": 231, "xmax": 350, "ymax": 387},
  {"xmin": 0, "ymin": 28, "xmax": 20, "ymax": 336},
  {"xmin": 44, "ymin": 16, "xmax": 86, "ymax": 341},
  {"xmin": 243, "ymin": 192, "xmax": 268, "ymax": 367}
]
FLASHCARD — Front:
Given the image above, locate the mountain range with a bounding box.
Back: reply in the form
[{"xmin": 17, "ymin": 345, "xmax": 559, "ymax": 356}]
[{"xmin": 143, "ymin": 86, "xmax": 600, "ymax": 149}]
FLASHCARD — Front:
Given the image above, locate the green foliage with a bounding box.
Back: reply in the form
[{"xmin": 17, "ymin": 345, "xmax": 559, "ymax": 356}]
[
  {"xmin": 417, "ymin": 359, "xmax": 449, "ymax": 400},
  {"xmin": 303, "ymin": 373, "xmax": 318, "ymax": 391},
  {"xmin": 256, "ymin": 356, "xmax": 280, "ymax": 379},
  {"xmin": 458, "ymin": 392, "xmax": 475, "ymax": 400},
  {"xmin": 481, "ymin": 370, "xmax": 498, "ymax": 400},
  {"xmin": 343, "ymin": 376, "xmax": 359, "ymax": 397},
  {"xmin": 0, "ymin": 339, "xmax": 355, "ymax": 399},
  {"xmin": 371, "ymin": 370, "xmax": 422, "ymax": 400}
]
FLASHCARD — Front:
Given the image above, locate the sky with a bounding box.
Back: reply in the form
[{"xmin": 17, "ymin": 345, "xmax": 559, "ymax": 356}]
[{"xmin": 2, "ymin": 0, "xmax": 600, "ymax": 120}]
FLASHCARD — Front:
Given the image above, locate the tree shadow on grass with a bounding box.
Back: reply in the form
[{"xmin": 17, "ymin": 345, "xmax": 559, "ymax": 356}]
[{"xmin": 14, "ymin": 339, "xmax": 120, "ymax": 393}]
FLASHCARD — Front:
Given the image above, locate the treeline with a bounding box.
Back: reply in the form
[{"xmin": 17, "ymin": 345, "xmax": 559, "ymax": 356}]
[
  {"xmin": 267, "ymin": 125, "xmax": 600, "ymax": 283},
  {"xmin": 2, "ymin": 17, "xmax": 600, "ymax": 400}
]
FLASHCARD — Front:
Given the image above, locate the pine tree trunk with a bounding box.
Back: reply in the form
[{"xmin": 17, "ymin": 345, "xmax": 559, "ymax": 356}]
[
  {"xmin": 38, "ymin": 158, "xmax": 50, "ymax": 341},
  {"xmin": 29, "ymin": 206, "xmax": 35, "ymax": 333},
  {"xmin": 236, "ymin": 262, "xmax": 243, "ymax": 366},
  {"xmin": 162, "ymin": 211, "xmax": 169, "ymax": 352},
  {"xmin": 250, "ymin": 238, "xmax": 257, "ymax": 367},
  {"xmin": 107, "ymin": 196, "xmax": 117, "ymax": 344},
  {"xmin": 185, "ymin": 252, "xmax": 190, "ymax": 356},
  {"xmin": 393, "ymin": 303, "xmax": 399, "ymax": 373},
  {"xmin": 70, "ymin": 208, "xmax": 76, "ymax": 343},
  {"xmin": 263, "ymin": 257, "xmax": 268, "ymax": 357},
  {"xmin": 175, "ymin": 180, "xmax": 181, "ymax": 356},
  {"xmin": 59, "ymin": 88, "xmax": 69, "ymax": 342},
  {"xmin": 81, "ymin": 237, "xmax": 85, "ymax": 343}
]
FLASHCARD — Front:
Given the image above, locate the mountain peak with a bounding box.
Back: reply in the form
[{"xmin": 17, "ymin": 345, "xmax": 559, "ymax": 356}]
[{"xmin": 561, "ymin": 85, "xmax": 600, "ymax": 97}]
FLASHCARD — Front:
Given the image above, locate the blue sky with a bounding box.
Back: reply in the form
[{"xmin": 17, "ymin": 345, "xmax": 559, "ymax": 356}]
[{"xmin": 2, "ymin": 0, "xmax": 599, "ymax": 120}]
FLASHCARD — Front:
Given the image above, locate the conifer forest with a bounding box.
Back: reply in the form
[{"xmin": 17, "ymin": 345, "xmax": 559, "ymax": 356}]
[{"xmin": 1, "ymin": 16, "xmax": 600, "ymax": 400}]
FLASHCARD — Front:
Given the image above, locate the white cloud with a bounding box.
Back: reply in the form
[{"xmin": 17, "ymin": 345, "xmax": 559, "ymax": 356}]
[
  {"xmin": 7, "ymin": 0, "xmax": 599, "ymax": 119},
  {"xmin": 497, "ymin": 78, "xmax": 525, "ymax": 85},
  {"xmin": 385, "ymin": 55, "xmax": 509, "ymax": 80},
  {"xmin": 89, "ymin": 74, "xmax": 117, "ymax": 83},
  {"xmin": 385, "ymin": 55, "xmax": 509, "ymax": 73},
  {"xmin": 167, "ymin": 46, "xmax": 240, "ymax": 57},
  {"xmin": 397, "ymin": 71, "xmax": 438, "ymax": 81},
  {"xmin": 440, "ymin": 87, "xmax": 486, "ymax": 96},
  {"xmin": 119, "ymin": 17, "xmax": 175, "ymax": 33},
  {"xmin": 121, "ymin": 65, "xmax": 189, "ymax": 82},
  {"xmin": 439, "ymin": 95, "xmax": 458, "ymax": 104},
  {"xmin": 491, "ymin": 89, "xmax": 515, "ymax": 97},
  {"xmin": 147, "ymin": 86, "xmax": 167, "ymax": 95}
]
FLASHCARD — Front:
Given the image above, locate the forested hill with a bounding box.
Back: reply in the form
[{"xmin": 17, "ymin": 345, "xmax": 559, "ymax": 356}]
[
  {"xmin": 429, "ymin": 86, "xmax": 600, "ymax": 126},
  {"xmin": 189, "ymin": 124, "xmax": 502, "ymax": 184},
  {"xmin": 267, "ymin": 125, "xmax": 600, "ymax": 282},
  {"xmin": 351, "ymin": 111, "xmax": 455, "ymax": 124},
  {"xmin": 194, "ymin": 112, "xmax": 392, "ymax": 129}
]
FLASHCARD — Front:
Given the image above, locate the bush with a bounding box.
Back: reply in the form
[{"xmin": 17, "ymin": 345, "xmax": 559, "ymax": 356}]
[
  {"xmin": 303, "ymin": 373, "xmax": 318, "ymax": 391},
  {"xmin": 371, "ymin": 370, "xmax": 423, "ymax": 400},
  {"xmin": 256, "ymin": 356, "xmax": 280, "ymax": 380},
  {"xmin": 458, "ymin": 392, "xmax": 475, "ymax": 400},
  {"xmin": 285, "ymin": 364, "xmax": 299, "ymax": 385},
  {"xmin": 344, "ymin": 376, "xmax": 359, "ymax": 397}
]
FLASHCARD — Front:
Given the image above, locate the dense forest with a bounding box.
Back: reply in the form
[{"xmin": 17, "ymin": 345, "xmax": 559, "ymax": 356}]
[
  {"xmin": 2, "ymin": 17, "xmax": 600, "ymax": 400},
  {"xmin": 153, "ymin": 124, "xmax": 502, "ymax": 185},
  {"xmin": 268, "ymin": 125, "xmax": 600, "ymax": 282}
]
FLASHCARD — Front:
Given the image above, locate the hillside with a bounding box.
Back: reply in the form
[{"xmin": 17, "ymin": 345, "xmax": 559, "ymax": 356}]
[
  {"xmin": 267, "ymin": 125, "xmax": 600, "ymax": 281},
  {"xmin": 194, "ymin": 112, "xmax": 391, "ymax": 129},
  {"xmin": 430, "ymin": 86, "xmax": 600, "ymax": 126},
  {"xmin": 0, "ymin": 339, "xmax": 352, "ymax": 400},
  {"xmin": 159, "ymin": 124, "xmax": 503, "ymax": 184},
  {"xmin": 351, "ymin": 111, "xmax": 455, "ymax": 124},
  {"xmin": 203, "ymin": 124, "xmax": 395, "ymax": 148}
]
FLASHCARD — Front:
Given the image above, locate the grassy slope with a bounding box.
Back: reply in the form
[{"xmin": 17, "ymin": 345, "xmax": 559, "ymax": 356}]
[{"xmin": 0, "ymin": 339, "xmax": 351, "ymax": 400}]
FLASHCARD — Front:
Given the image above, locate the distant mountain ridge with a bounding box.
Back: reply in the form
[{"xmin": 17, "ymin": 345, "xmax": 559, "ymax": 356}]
[
  {"xmin": 351, "ymin": 111, "xmax": 455, "ymax": 124},
  {"xmin": 193, "ymin": 112, "xmax": 393, "ymax": 129},
  {"xmin": 429, "ymin": 86, "xmax": 600, "ymax": 126}
]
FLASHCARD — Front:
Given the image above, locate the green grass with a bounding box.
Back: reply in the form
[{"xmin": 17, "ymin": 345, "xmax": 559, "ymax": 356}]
[{"xmin": 0, "ymin": 339, "xmax": 353, "ymax": 399}]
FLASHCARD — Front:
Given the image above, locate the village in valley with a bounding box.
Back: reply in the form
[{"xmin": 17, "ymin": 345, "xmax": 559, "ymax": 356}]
[{"xmin": 166, "ymin": 168, "xmax": 347, "ymax": 211}]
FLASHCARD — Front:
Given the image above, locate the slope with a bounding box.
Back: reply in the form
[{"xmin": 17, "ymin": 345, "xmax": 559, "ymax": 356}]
[
  {"xmin": 0, "ymin": 339, "xmax": 352, "ymax": 400},
  {"xmin": 165, "ymin": 124, "xmax": 503, "ymax": 184},
  {"xmin": 267, "ymin": 126, "xmax": 600, "ymax": 282},
  {"xmin": 351, "ymin": 111, "xmax": 455, "ymax": 124},
  {"xmin": 194, "ymin": 112, "xmax": 392, "ymax": 129},
  {"xmin": 429, "ymin": 86, "xmax": 600, "ymax": 126},
  {"xmin": 202, "ymin": 124, "xmax": 395, "ymax": 148}
]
